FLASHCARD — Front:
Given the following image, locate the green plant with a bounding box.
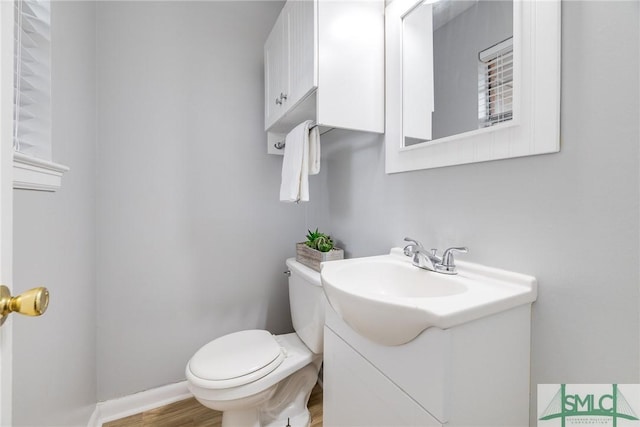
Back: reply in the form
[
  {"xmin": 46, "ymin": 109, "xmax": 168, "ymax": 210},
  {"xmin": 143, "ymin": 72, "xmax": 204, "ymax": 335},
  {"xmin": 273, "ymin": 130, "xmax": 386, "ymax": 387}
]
[{"xmin": 304, "ymin": 228, "xmax": 335, "ymax": 252}]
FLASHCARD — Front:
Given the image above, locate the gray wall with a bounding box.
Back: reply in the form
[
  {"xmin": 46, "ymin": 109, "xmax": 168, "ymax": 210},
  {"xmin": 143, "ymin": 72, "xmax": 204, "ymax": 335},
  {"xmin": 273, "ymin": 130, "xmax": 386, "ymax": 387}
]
[
  {"xmin": 12, "ymin": 1, "xmax": 97, "ymax": 426},
  {"xmin": 308, "ymin": 1, "xmax": 639, "ymax": 423},
  {"xmin": 433, "ymin": 1, "xmax": 513, "ymax": 139},
  {"xmin": 10, "ymin": 1, "xmax": 639, "ymax": 425},
  {"xmin": 95, "ymin": 1, "xmax": 307, "ymax": 401}
]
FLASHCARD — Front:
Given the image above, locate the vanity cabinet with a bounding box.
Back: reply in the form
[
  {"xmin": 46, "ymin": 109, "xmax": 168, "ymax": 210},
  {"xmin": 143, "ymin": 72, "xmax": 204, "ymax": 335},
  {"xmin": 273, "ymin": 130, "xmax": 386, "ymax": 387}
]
[
  {"xmin": 323, "ymin": 302, "xmax": 532, "ymax": 426},
  {"xmin": 324, "ymin": 327, "xmax": 441, "ymax": 426},
  {"xmin": 264, "ymin": 0, "xmax": 384, "ymax": 154}
]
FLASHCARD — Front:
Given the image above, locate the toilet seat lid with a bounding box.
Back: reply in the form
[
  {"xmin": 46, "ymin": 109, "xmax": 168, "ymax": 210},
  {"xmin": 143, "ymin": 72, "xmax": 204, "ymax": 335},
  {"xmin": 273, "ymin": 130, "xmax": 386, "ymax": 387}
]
[{"xmin": 188, "ymin": 330, "xmax": 285, "ymax": 387}]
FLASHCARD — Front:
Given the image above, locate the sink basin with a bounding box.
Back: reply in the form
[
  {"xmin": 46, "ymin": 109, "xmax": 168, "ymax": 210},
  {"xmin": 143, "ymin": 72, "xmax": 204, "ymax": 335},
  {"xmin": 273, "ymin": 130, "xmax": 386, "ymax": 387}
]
[
  {"xmin": 320, "ymin": 248, "xmax": 537, "ymax": 346},
  {"xmin": 338, "ymin": 258, "xmax": 468, "ymax": 298}
]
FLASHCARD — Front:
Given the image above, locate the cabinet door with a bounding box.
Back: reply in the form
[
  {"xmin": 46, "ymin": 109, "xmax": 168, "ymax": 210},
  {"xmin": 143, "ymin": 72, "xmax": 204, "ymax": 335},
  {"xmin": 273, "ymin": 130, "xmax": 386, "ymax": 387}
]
[
  {"xmin": 264, "ymin": 13, "xmax": 285, "ymax": 130},
  {"xmin": 323, "ymin": 327, "xmax": 441, "ymax": 427},
  {"xmin": 283, "ymin": 0, "xmax": 316, "ymax": 110},
  {"xmin": 317, "ymin": 0, "xmax": 384, "ymax": 133}
]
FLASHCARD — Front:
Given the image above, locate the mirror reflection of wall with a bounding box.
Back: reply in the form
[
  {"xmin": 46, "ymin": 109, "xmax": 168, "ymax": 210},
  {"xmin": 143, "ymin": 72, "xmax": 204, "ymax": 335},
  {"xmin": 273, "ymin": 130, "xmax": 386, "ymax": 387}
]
[
  {"xmin": 403, "ymin": 0, "xmax": 513, "ymax": 147},
  {"xmin": 402, "ymin": 3, "xmax": 434, "ymax": 146}
]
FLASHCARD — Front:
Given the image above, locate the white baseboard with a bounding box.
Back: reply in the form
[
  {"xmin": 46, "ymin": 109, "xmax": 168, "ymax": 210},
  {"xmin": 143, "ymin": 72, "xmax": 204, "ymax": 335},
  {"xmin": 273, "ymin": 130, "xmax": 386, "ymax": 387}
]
[
  {"xmin": 88, "ymin": 381, "xmax": 192, "ymax": 427},
  {"xmin": 86, "ymin": 408, "xmax": 100, "ymax": 427}
]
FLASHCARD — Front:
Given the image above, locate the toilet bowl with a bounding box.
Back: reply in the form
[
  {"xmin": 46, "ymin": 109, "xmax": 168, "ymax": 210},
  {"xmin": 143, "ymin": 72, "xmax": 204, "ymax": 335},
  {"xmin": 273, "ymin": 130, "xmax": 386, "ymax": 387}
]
[{"xmin": 186, "ymin": 258, "xmax": 324, "ymax": 427}]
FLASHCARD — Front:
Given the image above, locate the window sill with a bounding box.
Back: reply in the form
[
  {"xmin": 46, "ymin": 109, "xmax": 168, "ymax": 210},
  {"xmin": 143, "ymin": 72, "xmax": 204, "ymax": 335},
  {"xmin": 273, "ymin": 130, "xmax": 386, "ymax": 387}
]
[{"xmin": 13, "ymin": 152, "xmax": 70, "ymax": 192}]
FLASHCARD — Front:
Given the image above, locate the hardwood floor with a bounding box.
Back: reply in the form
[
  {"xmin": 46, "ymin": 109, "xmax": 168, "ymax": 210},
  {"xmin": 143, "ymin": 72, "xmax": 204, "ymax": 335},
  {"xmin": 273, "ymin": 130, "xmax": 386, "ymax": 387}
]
[
  {"xmin": 103, "ymin": 383, "xmax": 323, "ymax": 427},
  {"xmin": 307, "ymin": 383, "xmax": 323, "ymax": 427}
]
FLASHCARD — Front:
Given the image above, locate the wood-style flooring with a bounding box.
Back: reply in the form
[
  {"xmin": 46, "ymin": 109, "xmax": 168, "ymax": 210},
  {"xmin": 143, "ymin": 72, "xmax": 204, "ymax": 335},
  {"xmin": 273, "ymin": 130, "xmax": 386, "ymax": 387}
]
[{"xmin": 103, "ymin": 383, "xmax": 323, "ymax": 427}]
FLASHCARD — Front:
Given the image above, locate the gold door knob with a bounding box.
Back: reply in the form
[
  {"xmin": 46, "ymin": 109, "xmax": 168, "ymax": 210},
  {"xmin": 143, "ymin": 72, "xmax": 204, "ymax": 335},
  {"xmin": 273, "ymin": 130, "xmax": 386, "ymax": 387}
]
[{"xmin": 0, "ymin": 285, "xmax": 49, "ymax": 326}]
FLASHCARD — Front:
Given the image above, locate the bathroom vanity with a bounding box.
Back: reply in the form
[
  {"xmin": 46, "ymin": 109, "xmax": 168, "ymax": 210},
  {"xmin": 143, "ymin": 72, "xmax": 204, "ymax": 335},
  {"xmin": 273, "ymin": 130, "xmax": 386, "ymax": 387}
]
[
  {"xmin": 320, "ymin": 250, "xmax": 537, "ymax": 426},
  {"xmin": 324, "ymin": 304, "xmax": 533, "ymax": 426}
]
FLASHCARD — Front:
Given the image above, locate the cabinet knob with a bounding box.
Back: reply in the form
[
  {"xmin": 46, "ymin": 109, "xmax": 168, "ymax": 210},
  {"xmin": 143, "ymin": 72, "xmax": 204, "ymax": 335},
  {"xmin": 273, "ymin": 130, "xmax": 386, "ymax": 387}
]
[
  {"xmin": 275, "ymin": 97, "xmax": 282, "ymax": 105},
  {"xmin": 280, "ymin": 92, "xmax": 288, "ymax": 101}
]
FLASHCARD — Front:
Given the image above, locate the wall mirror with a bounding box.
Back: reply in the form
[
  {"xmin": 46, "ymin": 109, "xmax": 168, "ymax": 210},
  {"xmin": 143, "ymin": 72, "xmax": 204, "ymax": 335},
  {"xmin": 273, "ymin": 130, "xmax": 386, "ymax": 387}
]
[{"xmin": 386, "ymin": 0, "xmax": 561, "ymax": 173}]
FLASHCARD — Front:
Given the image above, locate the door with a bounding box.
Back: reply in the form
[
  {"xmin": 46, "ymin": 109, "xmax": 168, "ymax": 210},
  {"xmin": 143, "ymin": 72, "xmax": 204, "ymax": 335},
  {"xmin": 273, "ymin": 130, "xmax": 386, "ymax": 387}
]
[
  {"xmin": 323, "ymin": 328, "xmax": 442, "ymax": 426},
  {"xmin": 0, "ymin": 1, "xmax": 13, "ymax": 423},
  {"xmin": 284, "ymin": 0, "xmax": 316, "ymax": 110}
]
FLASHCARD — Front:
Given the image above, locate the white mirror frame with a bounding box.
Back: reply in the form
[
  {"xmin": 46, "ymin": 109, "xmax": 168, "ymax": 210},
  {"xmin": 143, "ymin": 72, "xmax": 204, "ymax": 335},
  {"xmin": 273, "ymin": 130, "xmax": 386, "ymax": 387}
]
[{"xmin": 385, "ymin": 0, "xmax": 561, "ymax": 173}]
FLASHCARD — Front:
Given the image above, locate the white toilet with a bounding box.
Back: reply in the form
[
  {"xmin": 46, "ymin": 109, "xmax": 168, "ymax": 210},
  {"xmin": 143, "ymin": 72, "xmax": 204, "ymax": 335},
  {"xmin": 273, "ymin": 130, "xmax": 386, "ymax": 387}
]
[{"xmin": 186, "ymin": 258, "xmax": 324, "ymax": 427}]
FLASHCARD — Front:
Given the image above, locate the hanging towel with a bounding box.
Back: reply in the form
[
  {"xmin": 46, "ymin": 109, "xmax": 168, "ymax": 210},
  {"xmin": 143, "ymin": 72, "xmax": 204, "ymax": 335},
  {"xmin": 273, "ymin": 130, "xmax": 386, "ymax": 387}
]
[
  {"xmin": 308, "ymin": 125, "xmax": 321, "ymax": 175},
  {"xmin": 280, "ymin": 120, "xmax": 314, "ymax": 202}
]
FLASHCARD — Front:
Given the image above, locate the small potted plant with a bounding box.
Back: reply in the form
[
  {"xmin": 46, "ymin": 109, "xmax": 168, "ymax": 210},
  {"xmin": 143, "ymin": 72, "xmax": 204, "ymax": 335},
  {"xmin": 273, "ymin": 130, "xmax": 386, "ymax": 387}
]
[{"xmin": 296, "ymin": 228, "xmax": 344, "ymax": 272}]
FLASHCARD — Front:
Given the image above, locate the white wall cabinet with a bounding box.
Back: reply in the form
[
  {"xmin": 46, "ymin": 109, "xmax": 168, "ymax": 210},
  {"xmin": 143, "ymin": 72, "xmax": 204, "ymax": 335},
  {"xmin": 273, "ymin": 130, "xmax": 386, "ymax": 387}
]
[
  {"xmin": 264, "ymin": 0, "xmax": 384, "ymax": 154},
  {"xmin": 265, "ymin": 1, "xmax": 315, "ymax": 130},
  {"xmin": 264, "ymin": 11, "xmax": 287, "ymax": 129}
]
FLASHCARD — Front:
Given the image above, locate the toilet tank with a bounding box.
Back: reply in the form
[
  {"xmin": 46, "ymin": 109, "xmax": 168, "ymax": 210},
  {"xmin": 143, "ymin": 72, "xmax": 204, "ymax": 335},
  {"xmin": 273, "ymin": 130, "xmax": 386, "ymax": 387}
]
[{"xmin": 286, "ymin": 258, "xmax": 325, "ymax": 354}]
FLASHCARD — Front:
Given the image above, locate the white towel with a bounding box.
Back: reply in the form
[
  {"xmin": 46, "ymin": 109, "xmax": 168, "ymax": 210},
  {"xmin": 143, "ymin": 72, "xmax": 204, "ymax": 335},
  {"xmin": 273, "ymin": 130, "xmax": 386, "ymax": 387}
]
[{"xmin": 280, "ymin": 120, "xmax": 314, "ymax": 202}]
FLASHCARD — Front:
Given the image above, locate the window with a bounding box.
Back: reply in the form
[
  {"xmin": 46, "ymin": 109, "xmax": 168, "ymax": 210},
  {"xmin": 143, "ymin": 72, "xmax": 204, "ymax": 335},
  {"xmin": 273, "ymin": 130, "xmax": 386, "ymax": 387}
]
[
  {"xmin": 14, "ymin": 0, "xmax": 51, "ymax": 159},
  {"xmin": 478, "ymin": 37, "xmax": 513, "ymax": 128},
  {"xmin": 12, "ymin": 0, "xmax": 68, "ymax": 191}
]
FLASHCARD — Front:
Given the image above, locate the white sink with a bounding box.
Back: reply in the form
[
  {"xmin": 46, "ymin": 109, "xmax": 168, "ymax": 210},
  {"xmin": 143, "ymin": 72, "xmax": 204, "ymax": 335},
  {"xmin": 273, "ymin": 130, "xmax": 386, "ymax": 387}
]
[{"xmin": 320, "ymin": 248, "xmax": 537, "ymax": 346}]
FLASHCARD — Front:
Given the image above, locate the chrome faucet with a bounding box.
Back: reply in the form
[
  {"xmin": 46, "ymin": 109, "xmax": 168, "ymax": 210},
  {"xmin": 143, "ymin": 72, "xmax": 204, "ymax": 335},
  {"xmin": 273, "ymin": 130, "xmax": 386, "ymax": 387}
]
[
  {"xmin": 403, "ymin": 237, "xmax": 468, "ymax": 275},
  {"xmin": 403, "ymin": 238, "xmax": 441, "ymax": 271}
]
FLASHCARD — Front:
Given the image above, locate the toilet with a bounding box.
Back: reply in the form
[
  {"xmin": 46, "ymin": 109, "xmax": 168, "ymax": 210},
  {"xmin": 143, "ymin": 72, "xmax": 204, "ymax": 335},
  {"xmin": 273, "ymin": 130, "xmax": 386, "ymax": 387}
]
[{"xmin": 186, "ymin": 258, "xmax": 324, "ymax": 427}]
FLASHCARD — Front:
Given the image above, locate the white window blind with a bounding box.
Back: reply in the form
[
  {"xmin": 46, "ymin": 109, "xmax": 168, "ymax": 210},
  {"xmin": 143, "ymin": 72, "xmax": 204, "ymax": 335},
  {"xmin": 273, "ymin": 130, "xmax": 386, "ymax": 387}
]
[
  {"xmin": 14, "ymin": 0, "xmax": 52, "ymax": 160},
  {"xmin": 478, "ymin": 37, "xmax": 513, "ymax": 128}
]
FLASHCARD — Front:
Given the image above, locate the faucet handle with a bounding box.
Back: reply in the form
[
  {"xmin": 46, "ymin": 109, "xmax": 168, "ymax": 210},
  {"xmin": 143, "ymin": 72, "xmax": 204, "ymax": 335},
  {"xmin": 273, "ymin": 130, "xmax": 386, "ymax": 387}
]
[
  {"xmin": 437, "ymin": 247, "xmax": 468, "ymax": 274},
  {"xmin": 403, "ymin": 237, "xmax": 424, "ymax": 257},
  {"xmin": 403, "ymin": 237, "xmax": 424, "ymax": 248},
  {"xmin": 441, "ymin": 247, "xmax": 468, "ymax": 265}
]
